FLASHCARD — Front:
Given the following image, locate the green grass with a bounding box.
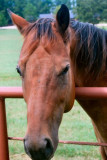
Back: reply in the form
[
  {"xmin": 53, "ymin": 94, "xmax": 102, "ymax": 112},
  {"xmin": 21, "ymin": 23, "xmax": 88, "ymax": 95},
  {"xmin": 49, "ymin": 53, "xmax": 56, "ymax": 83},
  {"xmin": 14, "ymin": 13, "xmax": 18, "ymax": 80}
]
[
  {"xmin": 98, "ymin": 26, "xmax": 107, "ymax": 30},
  {"xmin": 0, "ymin": 29, "xmax": 105, "ymax": 160},
  {"xmin": 102, "ymin": 27, "xmax": 107, "ymax": 30},
  {"xmin": 0, "ymin": 29, "xmax": 22, "ymax": 86}
]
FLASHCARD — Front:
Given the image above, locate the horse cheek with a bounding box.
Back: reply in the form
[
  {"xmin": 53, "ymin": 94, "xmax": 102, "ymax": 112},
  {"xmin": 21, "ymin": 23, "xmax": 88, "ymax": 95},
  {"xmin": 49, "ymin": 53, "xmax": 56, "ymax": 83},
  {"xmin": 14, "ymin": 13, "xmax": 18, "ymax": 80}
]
[{"xmin": 64, "ymin": 68, "xmax": 75, "ymax": 113}]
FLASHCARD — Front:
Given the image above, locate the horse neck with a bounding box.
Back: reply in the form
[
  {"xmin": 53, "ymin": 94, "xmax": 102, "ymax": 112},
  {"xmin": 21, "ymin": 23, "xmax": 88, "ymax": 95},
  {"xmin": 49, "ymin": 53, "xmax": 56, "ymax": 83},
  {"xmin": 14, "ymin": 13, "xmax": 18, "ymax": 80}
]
[
  {"xmin": 69, "ymin": 28, "xmax": 84, "ymax": 87},
  {"xmin": 69, "ymin": 27, "xmax": 107, "ymax": 87}
]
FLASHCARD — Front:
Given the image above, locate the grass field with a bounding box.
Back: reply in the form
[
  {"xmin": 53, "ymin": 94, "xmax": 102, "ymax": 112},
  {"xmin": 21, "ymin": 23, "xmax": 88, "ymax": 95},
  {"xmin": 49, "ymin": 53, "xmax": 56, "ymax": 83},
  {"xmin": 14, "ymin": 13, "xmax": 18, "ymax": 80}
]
[{"xmin": 1, "ymin": 28, "xmax": 106, "ymax": 160}]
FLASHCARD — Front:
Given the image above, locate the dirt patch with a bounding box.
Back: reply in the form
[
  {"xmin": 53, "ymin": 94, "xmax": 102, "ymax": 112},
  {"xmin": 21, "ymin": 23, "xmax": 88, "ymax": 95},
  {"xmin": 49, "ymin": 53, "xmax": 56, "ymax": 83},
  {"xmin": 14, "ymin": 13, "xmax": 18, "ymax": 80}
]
[{"xmin": 10, "ymin": 154, "xmax": 30, "ymax": 160}]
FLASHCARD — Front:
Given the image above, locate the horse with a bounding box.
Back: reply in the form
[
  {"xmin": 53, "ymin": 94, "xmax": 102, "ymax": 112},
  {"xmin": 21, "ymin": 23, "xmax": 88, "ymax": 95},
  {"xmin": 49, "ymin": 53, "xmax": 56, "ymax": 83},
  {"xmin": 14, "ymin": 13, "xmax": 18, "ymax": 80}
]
[{"xmin": 8, "ymin": 4, "xmax": 107, "ymax": 160}]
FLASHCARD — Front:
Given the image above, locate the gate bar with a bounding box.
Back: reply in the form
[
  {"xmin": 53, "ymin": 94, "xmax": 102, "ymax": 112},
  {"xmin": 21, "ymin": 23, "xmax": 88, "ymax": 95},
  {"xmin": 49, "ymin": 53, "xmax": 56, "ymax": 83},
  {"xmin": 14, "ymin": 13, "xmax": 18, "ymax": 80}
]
[
  {"xmin": 0, "ymin": 87, "xmax": 107, "ymax": 99},
  {"xmin": 0, "ymin": 98, "xmax": 9, "ymax": 160},
  {"xmin": 8, "ymin": 136, "xmax": 107, "ymax": 147}
]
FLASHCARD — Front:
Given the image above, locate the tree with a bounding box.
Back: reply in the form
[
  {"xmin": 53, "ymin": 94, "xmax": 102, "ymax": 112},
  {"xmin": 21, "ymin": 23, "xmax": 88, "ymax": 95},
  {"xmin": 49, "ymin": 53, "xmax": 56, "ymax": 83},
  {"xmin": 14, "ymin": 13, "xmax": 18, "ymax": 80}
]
[
  {"xmin": 12, "ymin": 0, "xmax": 26, "ymax": 17},
  {"xmin": 0, "ymin": 11, "xmax": 7, "ymax": 26},
  {"xmin": 74, "ymin": 0, "xmax": 107, "ymax": 24},
  {"xmin": 53, "ymin": 5, "xmax": 60, "ymax": 15},
  {"xmin": 54, "ymin": 0, "xmax": 71, "ymax": 9},
  {"xmin": 0, "ymin": 0, "xmax": 7, "ymax": 26},
  {"xmin": 0, "ymin": 0, "xmax": 54, "ymax": 26},
  {"xmin": 37, "ymin": 0, "xmax": 53, "ymax": 14},
  {"xmin": 23, "ymin": 0, "xmax": 38, "ymax": 21},
  {"xmin": 23, "ymin": 0, "xmax": 53, "ymax": 21}
]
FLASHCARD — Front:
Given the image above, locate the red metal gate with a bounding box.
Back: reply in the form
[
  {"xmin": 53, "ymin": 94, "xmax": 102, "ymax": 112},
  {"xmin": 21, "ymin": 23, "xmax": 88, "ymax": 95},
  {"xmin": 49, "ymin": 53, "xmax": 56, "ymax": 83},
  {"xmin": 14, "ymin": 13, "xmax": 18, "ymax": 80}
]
[{"xmin": 1, "ymin": 87, "xmax": 107, "ymax": 160}]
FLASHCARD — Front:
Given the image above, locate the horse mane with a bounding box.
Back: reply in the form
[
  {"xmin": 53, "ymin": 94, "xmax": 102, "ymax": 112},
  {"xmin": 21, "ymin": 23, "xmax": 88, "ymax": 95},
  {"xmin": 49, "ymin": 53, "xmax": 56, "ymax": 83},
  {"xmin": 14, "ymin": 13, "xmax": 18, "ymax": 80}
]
[{"xmin": 70, "ymin": 19, "xmax": 107, "ymax": 79}]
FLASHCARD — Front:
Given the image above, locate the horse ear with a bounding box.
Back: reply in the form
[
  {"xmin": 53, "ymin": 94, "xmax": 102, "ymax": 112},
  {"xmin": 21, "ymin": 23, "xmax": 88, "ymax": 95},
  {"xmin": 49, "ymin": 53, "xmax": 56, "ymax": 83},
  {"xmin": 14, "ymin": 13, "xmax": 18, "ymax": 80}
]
[
  {"xmin": 56, "ymin": 4, "xmax": 70, "ymax": 34},
  {"xmin": 7, "ymin": 9, "xmax": 29, "ymax": 35}
]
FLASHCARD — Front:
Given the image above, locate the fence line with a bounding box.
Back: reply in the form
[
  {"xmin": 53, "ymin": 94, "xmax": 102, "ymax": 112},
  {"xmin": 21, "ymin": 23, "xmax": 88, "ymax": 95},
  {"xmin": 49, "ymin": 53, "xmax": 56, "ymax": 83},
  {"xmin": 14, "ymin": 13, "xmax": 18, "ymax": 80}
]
[
  {"xmin": 8, "ymin": 136, "xmax": 107, "ymax": 147},
  {"xmin": 1, "ymin": 87, "xmax": 107, "ymax": 160}
]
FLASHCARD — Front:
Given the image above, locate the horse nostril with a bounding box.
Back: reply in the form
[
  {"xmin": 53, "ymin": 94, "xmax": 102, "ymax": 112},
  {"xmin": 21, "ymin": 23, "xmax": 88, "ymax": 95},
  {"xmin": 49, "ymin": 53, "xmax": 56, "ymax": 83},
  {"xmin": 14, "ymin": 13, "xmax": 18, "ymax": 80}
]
[{"xmin": 45, "ymin": 138, "xmax": 54, "ymax": 158}]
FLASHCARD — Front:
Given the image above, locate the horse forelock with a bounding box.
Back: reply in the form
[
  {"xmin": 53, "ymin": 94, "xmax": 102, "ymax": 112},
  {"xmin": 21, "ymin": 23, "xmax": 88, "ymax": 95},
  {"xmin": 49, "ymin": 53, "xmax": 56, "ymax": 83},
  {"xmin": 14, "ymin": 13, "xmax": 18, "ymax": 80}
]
[
  {"xmin": 70, "ymin": 19, "xmax": 107, "ymax": 79},
  {"xmin": 19, "ymin": 18, "xmax": 57, "ymax": 66},
  {"xmin": 19, "ymin": 18, "xmax": 71, "ymax": 68},
  {"xmin": 23, "ymin": 18, "xmax": 56, "ymax": 41}
]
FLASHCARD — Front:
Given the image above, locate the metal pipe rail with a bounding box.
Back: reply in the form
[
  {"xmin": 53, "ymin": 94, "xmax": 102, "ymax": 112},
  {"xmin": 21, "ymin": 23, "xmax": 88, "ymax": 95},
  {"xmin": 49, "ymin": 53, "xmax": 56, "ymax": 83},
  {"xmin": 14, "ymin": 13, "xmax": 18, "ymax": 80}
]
[
  {"xmin": 1, "ymin": 87, "xmax": 107, "ymax": 99},
  {"xmin": 1, "ymin": 87, "xmax": 107, "ymax": 160},
  {"xmin": 8, "ymin": 136, "xmax": 107, "ymax": 147}
]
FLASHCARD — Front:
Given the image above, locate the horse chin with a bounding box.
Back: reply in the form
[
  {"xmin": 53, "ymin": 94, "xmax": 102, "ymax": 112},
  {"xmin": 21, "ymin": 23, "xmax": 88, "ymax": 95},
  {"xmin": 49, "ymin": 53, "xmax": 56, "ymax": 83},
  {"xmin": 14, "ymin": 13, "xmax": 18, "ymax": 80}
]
[
  {"xmin": 26, "ymin": 151, "xmax": 54, "ymax": 160},
  {"xmin": 28, "ymin": 154, "xmax": 54, "ymax": 160}
]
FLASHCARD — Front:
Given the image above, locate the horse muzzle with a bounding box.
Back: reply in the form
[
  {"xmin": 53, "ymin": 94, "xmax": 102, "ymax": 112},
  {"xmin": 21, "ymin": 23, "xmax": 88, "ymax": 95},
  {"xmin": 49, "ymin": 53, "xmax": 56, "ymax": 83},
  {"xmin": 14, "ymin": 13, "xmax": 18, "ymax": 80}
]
[{"xmin": 24, "ymin": 136, "xmax": 54, "ymax": 160}]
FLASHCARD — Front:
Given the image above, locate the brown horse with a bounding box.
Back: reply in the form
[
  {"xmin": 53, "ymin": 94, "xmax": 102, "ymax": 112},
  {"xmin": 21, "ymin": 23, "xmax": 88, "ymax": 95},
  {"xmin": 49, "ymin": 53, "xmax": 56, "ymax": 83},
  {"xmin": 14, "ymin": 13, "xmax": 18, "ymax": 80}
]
[{"xmin": 8, "ymin": 4, "xmax": 107, "ymax": 160}]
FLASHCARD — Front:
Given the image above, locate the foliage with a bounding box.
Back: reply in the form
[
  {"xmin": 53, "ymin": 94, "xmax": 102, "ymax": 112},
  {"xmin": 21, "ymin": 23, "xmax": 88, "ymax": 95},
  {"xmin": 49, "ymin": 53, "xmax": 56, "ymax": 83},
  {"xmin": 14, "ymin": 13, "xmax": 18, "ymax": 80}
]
[
  {"xmin": 0, "ymin": 0, "xmax": 53, "ymax": 26},
  {"xmin": 74, "ymin": 0, "xmax": 107, "ymax": 24},
  {"xmin": 0, "ymin": 11, "xmax": 7, "ymax": 26},
  {"xmin": 0, "ymin": 0, "xmax": 107, "ymax": 26},
  {"xmin": 23, "ymin": 2, "xmax": 37, "ymax": 22},
  {"xmin": 53, "ymin": 5, "xmax": 60, "ymax": 15},
  {"xmin": 23, "ymin": 0, "xmax": 53, "ymax": 21},
  {"xmin": 54, "ymin": 0, "xmax": 71, "ymax": 9}
]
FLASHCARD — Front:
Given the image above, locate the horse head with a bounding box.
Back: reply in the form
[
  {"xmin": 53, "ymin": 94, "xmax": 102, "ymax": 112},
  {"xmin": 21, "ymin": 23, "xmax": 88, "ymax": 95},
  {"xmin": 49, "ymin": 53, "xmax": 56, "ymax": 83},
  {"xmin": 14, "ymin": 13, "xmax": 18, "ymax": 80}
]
[{"xmin": 9, "ymin": 4, "xmax": 75, "ymax": 160}]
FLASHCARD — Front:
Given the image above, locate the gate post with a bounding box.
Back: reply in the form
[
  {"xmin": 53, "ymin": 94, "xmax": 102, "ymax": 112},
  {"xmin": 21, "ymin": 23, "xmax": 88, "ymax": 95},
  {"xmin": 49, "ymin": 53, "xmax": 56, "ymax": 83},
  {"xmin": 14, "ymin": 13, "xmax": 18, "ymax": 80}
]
[{"xmin": 0, "ymin": 98, "xmax": 9, "ymax": 160}]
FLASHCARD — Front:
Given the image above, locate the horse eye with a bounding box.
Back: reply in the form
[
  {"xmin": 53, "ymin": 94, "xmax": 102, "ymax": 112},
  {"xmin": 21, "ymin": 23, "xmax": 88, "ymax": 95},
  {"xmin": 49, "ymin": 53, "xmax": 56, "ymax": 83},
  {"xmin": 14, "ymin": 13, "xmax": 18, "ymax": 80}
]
[
  {"xmin": 16, "ymin": 66, "xmax": 22, "ymax": 76},
  {"xmin": 59, "ymin": 65, "xmax": 70, "ymax": 76}
]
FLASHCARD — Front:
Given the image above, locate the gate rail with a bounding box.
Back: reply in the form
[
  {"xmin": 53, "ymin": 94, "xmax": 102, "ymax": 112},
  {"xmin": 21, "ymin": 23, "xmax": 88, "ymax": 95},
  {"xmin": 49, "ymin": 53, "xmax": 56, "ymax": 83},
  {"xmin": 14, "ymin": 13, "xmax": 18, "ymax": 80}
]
[{"xmin": 1, "ymin": 87, "xmax": 107, "ymax": 160}]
